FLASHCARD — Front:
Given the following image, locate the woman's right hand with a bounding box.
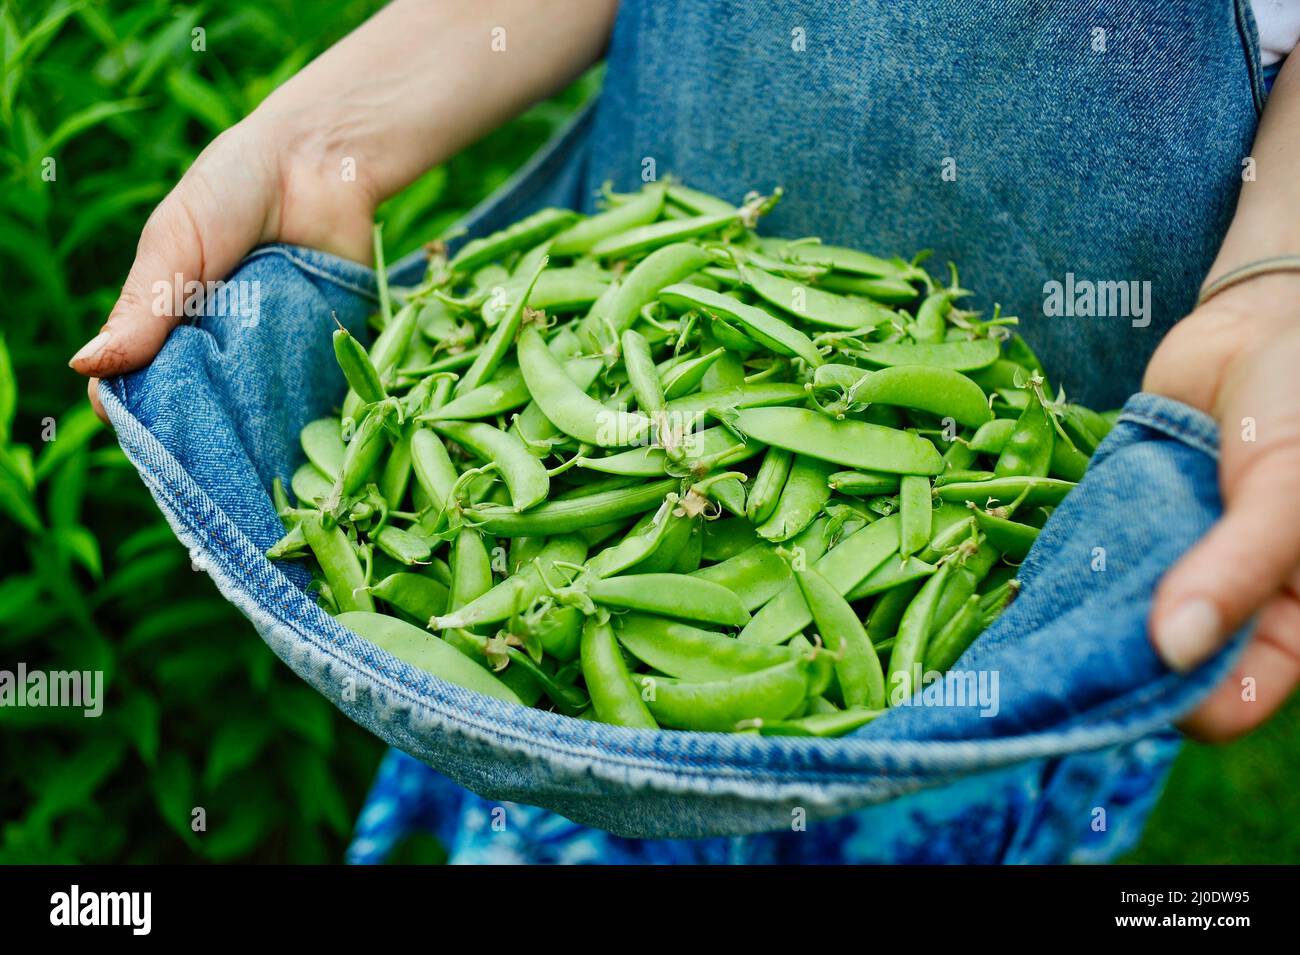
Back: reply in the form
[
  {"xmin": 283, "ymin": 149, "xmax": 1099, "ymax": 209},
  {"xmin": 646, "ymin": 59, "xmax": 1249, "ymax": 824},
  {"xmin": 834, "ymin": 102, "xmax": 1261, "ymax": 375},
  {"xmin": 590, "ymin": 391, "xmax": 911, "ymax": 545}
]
[
  {"xmin": 69, "ymin": 111, "xmax": 378, "ymax": 421},
  {"xmin": 69, "ymin": 0, "xmax": 620, "ymax": 422}
]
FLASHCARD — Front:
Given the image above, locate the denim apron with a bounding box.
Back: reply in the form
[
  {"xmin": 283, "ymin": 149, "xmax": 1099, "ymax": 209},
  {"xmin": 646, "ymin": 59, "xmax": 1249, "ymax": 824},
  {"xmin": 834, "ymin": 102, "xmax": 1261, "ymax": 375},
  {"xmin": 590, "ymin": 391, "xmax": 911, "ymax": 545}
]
[
  {"xmin": 340, "ymin": 0, "xmax": 1266, "ymax": 863},
  {"xmin": 91, "ymin": 1, "xmax": 1265, "ymax": 866}
]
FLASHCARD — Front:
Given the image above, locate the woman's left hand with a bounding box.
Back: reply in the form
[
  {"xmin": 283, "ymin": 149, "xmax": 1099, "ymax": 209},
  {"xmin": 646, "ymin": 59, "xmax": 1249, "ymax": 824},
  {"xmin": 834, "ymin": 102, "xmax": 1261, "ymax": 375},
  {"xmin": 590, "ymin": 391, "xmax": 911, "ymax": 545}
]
[{"xmin": 1143, "ymin": 273, "xmax": 1300, "ymax": 740}]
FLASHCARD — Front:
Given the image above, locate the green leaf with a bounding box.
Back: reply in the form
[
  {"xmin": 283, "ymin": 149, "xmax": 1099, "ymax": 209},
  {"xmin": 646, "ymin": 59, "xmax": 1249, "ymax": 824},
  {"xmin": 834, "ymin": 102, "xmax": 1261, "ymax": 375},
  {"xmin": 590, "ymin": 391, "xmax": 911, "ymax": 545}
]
[
  {"xmin": 52, "ymin": 525, "xmax": 102, "ymax": 579},
  {"xmin": 0, "ymin": 444, "xmax": 42, "ymax": 532},
  {"xmin": 202, "ymin": 718, "xmax": 271, "ymax": 789},
  {"xmin": 56, "ymin": 180, "xmax": 168, "ymax": 257},
  {"xmin": 33, "ymin": 403, "xmax": 101, "ymax": 481},
  {"xmin": 164, "ymin": 67, "xmax": 237, "ymax": 133},
  {"xmin": 37, "ymin": 97, "xmax": 147, "ymax": 158},
  {"xmin": 152, "ymin": 751, "xmax": 199, "ymax": 842},
  {"xmin": 116, "ymin": 692, "xmax": 160, "ymax": 766},
  {"xmin": 282, "ymin": 748, "xmax": 351, "ymax": 835},
  {"xmin": 126, "ymin": 7, "xmax": 205, "ymax": 96},
  {"xmin": 28, "ymin": 737, "xmax": 126, "ymax": 829},
  {"xmin": 0, "ymin": 574, "xmax": 42, "ymax": 625},
  {"xmin": 0, "ymin": 334, "xmax": 14, "ymax": 443},
  {"xmin": 121, "ymin": 599, "xmax": 235, "ymax": 652},
  {"xmin": 267, "ymin": 683, "xmax": 335, "ymax": 751}
]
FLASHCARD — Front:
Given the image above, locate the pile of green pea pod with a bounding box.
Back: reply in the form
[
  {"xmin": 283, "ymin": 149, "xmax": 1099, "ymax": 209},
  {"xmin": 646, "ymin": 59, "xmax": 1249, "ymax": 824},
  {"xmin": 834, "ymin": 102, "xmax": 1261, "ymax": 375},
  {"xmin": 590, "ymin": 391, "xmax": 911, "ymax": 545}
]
[{"xmin": 268, "ymin": 181, "xmax": 1118, "ymax": 738}]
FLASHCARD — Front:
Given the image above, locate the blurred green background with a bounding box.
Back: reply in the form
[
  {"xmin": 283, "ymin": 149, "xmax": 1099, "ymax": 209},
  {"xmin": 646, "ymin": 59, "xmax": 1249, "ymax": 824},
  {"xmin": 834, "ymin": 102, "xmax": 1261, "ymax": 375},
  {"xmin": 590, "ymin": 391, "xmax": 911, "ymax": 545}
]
[{"xmin": 0, "ymin": 0, "xmax": 1294, "ymax": 864}]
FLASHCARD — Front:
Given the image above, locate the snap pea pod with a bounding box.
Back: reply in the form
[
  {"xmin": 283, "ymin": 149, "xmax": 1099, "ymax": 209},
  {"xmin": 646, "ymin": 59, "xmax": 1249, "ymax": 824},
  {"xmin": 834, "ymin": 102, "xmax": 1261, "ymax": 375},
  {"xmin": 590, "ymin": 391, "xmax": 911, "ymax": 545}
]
[
  {"xmin": 517, "ymin": 325, "xmax": 653, "ymax": 447},
  {"xmin": 375, "ymin": 525, "xmax": 433, "ymax": 565},
  {"xmin": 795, "ymin": 568, "xmax": 885, "ymax": 709},
  {"xmin": 865, "ymin": 579, "xmax": 921, "ymax": 643},
  {"xmin": 854, "ymin": 339, "xmax": 1000, "ymax": 371},
  {"xmin": 886, "ymin": 560, "xmax": 954, "ymax": 701},
  {"xmin": 301, "ymin": 514, "xmax": 373, "ymax": 613},
  {"xmin": 621, "ymin": 328, "xmax": 666, "ymax": 414},
  {"xmin": 465, "ymin": 478, "xmax": 678, "ymax": 537},
  {"xmin": 923, "ymin": 594, "xmax": 984, "ymax": 673},
  {"xmin": 455, "ymin": 257, "xmax": 546, "ymax": 397},
  {"xmin": 935, "ymin": 476, "xmax": 1076, "ymax": 508},
  {"xmin": 740, "ymin": 515, "xmax": 901, "ymax": 645},
  {"xmin": 739, "ymin": 265, "xmax": 893, "ymax": 330},
  {"xmin": 370, "ymin": 572, "xmax": 449, "ymax": 621},
  {"xmin": 581, "ymin": 616, "xmax": 658, "ymax": 729},
  {"xmin": 336, "ymin": 611, "xmax": 521, "ymax": 703},
  {"xmin": 898, "ymin": 475, "xmax": 932, "ymax": 557},
  {"xmin": 301, "ymin": 418, "xmax": 347, "ymax": 480},
  {"xmin": 968, "ymin": 417, "xmax": 1015, "ymax": 454},
  {"xmin": 586, "ymin": 573, "xmax": 751, "ymax": 628},
  {"xmin": 591, "ymin": 211, "xmax": 738, "ymax": 259},
  {"xmin": 1049, "ymin": 437, "xmax": 1091, "ymax": 482},
  {"xmin": 432, "ymin": 420, "xmax": 549, "ymax": 512},
  {"xmin": 636, "ymin": 658, "xmax": 810, "ymax": 731},
  {"xmin": 816, "ymin": 273, "xmax": 919, "ymax": 303},
  {"xmin": 766, "ymin": 239, "xmax": 926, "ymax": 281},
  {"xmin": 549, "ymin": 183, "xmax": 667, "ymax": 255},
  {"xmin": 911, "ymin": 288, "xmax": 958, "ymax": 344},
  {"xmin": 340, "ymin": 303, "xmax": 420, "ymax": 425},
  {"xmin": 614, "ymin": 613, "xmax": 799, "ymax": 681},
  {"xmin": 291, "ymin": 462, "xmax": 333, "ymax": 507},
  {"xmin": 430, "ymin": 535, "xmax": 587, "ymax": 631},
  {"xmin": 579, "ymin": 242, "xmax": 713, "ymax": 347},
  {"xmin": 745, "ymin": 447, "xmax": 793, "ymax": 524},
  {"xmin": 661, "ymin": 381, "xmax": 807, "ymax": 421},
  {"xmin": 660, "ymin": 283, "xmax": 823, "ymax": 367},
  {"xmin": 746, "ymin": 706, "xmax": 883, "ymax": 737},
  {"xmin": 845, "ymin": 555, "xmax": 936, "ymax": 602},
  {"xmin": 333, "ymin": 325, "xmax": 387, "ymax": 405},
  {"xmin": 828, "ymin": 470, "xmax": 900, "ymax": 496},
  {"xmin": 994, "ymin": 387, "xmax": 1054, "ymax": 477},
  {"xmin": 661, "ymin": 346, "xmax": 725, "ymax": 399},
  {"xmin": 813, "ymin": 364, "xmax": 993, "ymax": 429},
  {"xmin": 692, "ymin": 519, "xmax": 829, "ymax": 610},
  {"xmin": 449, "ymin": 207, "xmax": 578, "ymax": 273},
  {"xmin": 333, "ymin": 400, "xmax": 398, "ymax": 498},
  {"xmin": 665, "ymin": 183, "xmax": 738, "ymax": 216},
  {"xmin": 755, "ymin": 455, "xmax": 834, "ymax": 542},
  {"xmin": 701, "ymin": 517, "xmax": 760, "ymax": 561},
  {"xmin": 971, "ymin": 506, "xmax": 1040, "ymax": 560},
  {"xmin": 732, "ymin": 407, "xmax": 944, "ymax": 476}
]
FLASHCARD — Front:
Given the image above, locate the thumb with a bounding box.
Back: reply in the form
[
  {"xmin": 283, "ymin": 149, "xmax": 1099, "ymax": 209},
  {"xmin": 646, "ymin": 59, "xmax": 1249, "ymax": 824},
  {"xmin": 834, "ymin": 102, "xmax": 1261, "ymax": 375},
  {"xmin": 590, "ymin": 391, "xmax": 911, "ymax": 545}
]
[
  {"xmin": 1150, "ymin": 354, "xmax": 1300, "ymax": 671},
  {"xmin": 69, "ymin": 135, "xmax": 276, "ymax": 383}
]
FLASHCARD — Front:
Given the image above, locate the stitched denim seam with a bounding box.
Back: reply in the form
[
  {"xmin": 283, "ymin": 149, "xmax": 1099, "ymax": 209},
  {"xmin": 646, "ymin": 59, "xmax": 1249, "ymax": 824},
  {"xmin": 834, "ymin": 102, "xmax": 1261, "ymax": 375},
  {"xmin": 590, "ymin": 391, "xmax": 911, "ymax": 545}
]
[
  {"xmin": 100, "ymin": 379, "xmax": 1222, "ymax": 792},
  {"xmin": 243, "ymin": 245, "xmax": 380, "ymax": 302}
]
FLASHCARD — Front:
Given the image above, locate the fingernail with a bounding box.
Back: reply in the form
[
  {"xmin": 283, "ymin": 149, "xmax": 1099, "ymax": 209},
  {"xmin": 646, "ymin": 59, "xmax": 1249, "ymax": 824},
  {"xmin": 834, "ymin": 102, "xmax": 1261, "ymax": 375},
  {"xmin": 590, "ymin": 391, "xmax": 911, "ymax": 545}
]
[
  {"xmin": 1155, "ymin": 598, "xmax": 1223, "ymax": 672},
  {"xmin": 69, "ymin": 331, "xmax": 111, "ymax": 369}
]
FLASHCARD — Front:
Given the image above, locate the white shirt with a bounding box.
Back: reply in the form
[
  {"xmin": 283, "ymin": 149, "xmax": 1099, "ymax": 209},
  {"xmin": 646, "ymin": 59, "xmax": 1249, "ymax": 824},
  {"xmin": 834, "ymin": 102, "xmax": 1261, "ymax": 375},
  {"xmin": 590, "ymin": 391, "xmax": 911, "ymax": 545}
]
[{"xmin": 1253, "ymin": 0, "xmax": 1300, "ymax": 66}]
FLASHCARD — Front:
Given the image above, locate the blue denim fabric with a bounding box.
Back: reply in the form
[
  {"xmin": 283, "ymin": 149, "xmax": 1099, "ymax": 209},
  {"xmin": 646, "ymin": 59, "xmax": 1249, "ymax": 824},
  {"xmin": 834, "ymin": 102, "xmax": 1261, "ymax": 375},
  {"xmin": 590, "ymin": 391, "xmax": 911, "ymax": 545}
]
[{"xmin": 103, "ymin": 0, "xmax": 1262, "ymax": 861}]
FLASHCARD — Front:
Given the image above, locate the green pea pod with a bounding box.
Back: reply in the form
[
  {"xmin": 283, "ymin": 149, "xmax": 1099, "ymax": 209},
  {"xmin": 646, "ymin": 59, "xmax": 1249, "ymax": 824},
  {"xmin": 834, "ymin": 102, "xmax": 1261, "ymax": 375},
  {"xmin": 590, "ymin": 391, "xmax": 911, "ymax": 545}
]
[
  {"xmin": 510, "ymin": 356, "xmax": 605, "ymax": 455},
  {"xmin": 335, "ymin": 400, "xmax": 397, "ymax": 498},
  {"xmin": 865, "ymin": 579, "xmax": 922, "ymax": 643},
  {"xmin": 448, "ymin": 527, "xmax": 494, "ymax": 610},
  {"xmin": 465, "ymin": 478, "xmax": 677, "ymax": 537},
  {"xmin": 379, "ymin": 428, "xmax": 413, "ymax": 507},
  {"xmin": 449, "ymin": 207, "xmax": 578, "ymax": 273},
  {"xmin": 813, "ymin": 364, "xmax": 993, "ymax": 429},
  {"xmin": 935, "ymin": 476, "xmax": 1076, "ymax": 508},
  {"xmin": 733, "ymin": 407, "xmax": 944, "ymax": 476},
  {"xmin": 924, "ymin": 594, "xmax": 985, "ymax": 674},
  {"xmin": 817, "ymin": 273, "xmax": 919, "ymax": 303},
  {"xmin": 755, "ymin": 455, "xmax": 834, "ymax": 542},
  {"xmin": 376, "ymin": 525, "xmax": 433, "ymax": 565},
  {"xmin": 886, "ymin": 559, "xmax": 954, "ymax": 702},
  {"xmin": 336, "ymin": 611, "xmax": 520, "ymax": 703},
  {"xmin": 549, "ymin": 183, "xmax": 667, "ymax": 255},
  {"xmin": 580, "ymin": 499, "xmax": 679, "ymax": 578},
  {"xmin": 620, "ymin": 328, "xmax": 666, "ymax": 414},
  {"xmin": 745, "ymin": 447, "xmax": 793, "ymax": 524},
  {"xmin": 968, "ymin": 417, "xmax": 1015, "ymax": 454},
  {"xmin": 431, "ymin": 535, "xmax": 587, "ymax": 631},
  {"xmin": 267, "ymin": 523, "xmax": 308, "ymax": 560},
  {"xmin": 665, "ymin": 183, "xmax": 739, "ymax": 216},
  {"xmin": 828, "ymin": 470, "xmax": 901, "ymax": 496},
  {"xmin": 291, "ymin": 462, "xmax": 334, "ymax": 507},
  {"xmin": 739, "ymin": 265, "xmax": 893, "ymax": 330},
  {"xmin": 581, "ymin": 616, "xmax": 658, "ymax": 729},
  {"xmin": 971, "ymin": 507, "xmax": 1040, "ymax": 560},
  {"xmin": 579, "ymin": 242, "xmax": 713, "ymax": 347},
  {"xmin": 660, "ymin": 283, "xmax": 823, "ymax": 367},
  {"xmin": 845, "ymin": 555, "xmax": 935, "ymax": 602},
  {"xmin": 662, "ymin": 381, "xmax": 807, "ymax": 421},
  {"xmin": 740, "ymin": 515, "xmax": 900, "ymax": 646},
  {"xmin": 898, "ymin": 474, "xmax": 932, "ymax": 557},
  {"xmin": 625, "ymin": 511, "xmax": 695, "ymax": 574},
  {"xmin": 911, "ymin": 288, "xmax": 956, "ymax": 343},
  {"xmin": 586, "ymin": 573, "xmax": 750, "ymax": 628},
  {"xmin": 517, "ymin": 325, "xmax": 653, "ymax": 447},
  {"xmin": 302, "ymin": 514, "xmax": 373, "ymax": 613},
  {"xmin": 771, "ymin": 240, "xmax": 926, "ymax": 281},
  {"xmin": 661, "ymin": 346, "xmax": 725, "ymax": 399},
  {"xmin": 590, "ymin": 211, "xmax": 738, "ymax": 259},
  {"xmin": 455, "ymin": 257, "xmax": 547, "ymax": 398},
  {"xmin": 701, "ymin": 517, "xmax": 760, "ymax": 562},
  {"xmin": 370, "ymin": 572, "xmax": 449, "ymax": 621},
  {"xmin": 614, "ymin": 613, "xmax": 799, "ymax": 681},
  {"xmin": 433, "ymin": 420, "xmax": 549, "ymax": 512},
  {"xmin": 708, "ymin": 475, "xmax": 748, "ymax": 517},
  {"xmin": 410, "ymin": 427, "xmax": 459, "ymax": 514},
  {"xmin": 333, "ymin": 326, "xmax": 387, "ymax": 404},
  {"xmin": 536, "ymin": 606, "xmax": 584, "ymax": 662},
  {"xmin": 854, "ymin": 339, "xmax": 1000, "ymax": 371},
  {"xmin": 795, "ymin": 567, "xmax": 886, "ymax": 709},
  {"xmin": 576, "ymin": 426, "xmax": 758, "ymax": 477},
  {"xmin": 747, "ymin": 706, "xmax": 883, "ymax": 737},
  {"xmin": 994, "ymin": 388, "xmax": 1054, "ymax": 477},
  {"xmin": 1049, "ymin": 437, "xmax": 1091, "ymax": 482},
  {"xmin": 301, "ymin": 418, "xmax": 347, "ymax": 481},
  {"xmin": 636, "ymin": 659, "xmax": 810, "ymax": 732}
]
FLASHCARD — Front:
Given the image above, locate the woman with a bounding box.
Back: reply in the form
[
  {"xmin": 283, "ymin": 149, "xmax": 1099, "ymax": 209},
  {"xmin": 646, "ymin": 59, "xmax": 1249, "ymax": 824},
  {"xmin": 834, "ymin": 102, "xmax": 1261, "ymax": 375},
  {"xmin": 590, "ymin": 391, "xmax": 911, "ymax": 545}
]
[{"xmin": 71, "ymin": 0, "xmax": 1300, "ymax": 860}]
